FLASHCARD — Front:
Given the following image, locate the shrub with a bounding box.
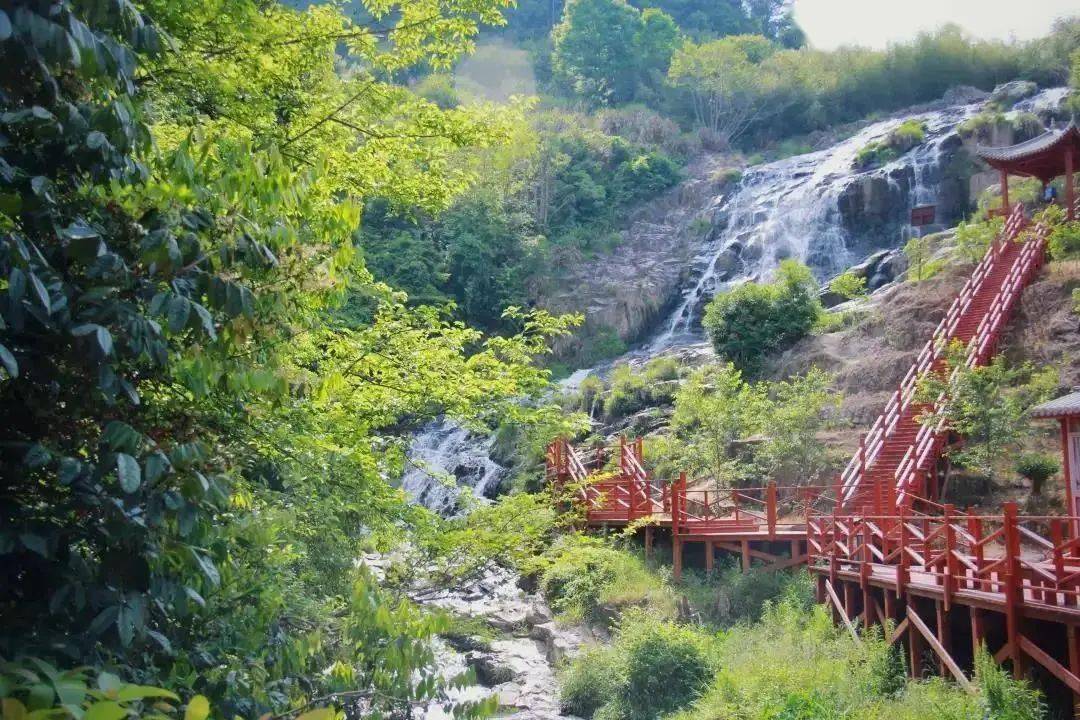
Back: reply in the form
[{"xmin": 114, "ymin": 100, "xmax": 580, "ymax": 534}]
[
  {"xmin": 903, "ymin": 235, "xmax": 944, "ymax": 282},
  {"xmin": 830, "ymin": 270, "xmax": 867, "ymax": 299},
  {"xmin": 577, "ymin": 374, "xmax": 606, "ymax": 415},
  {"xmin": 975, "ymin": 647, "xmax": 1046, "ymax": 720},
  {"xmin": 559, "ymin": 611, "xmax": 714, "ymax": 720},
  {"xmin": 605, "ymin": 364, "xmax": 650, "ymax": 419},
  {"xmin": 954, "ymin": 217, "xmax": 1004, "ymax": 263},
  {"xmin": 681, "ymin": 565, "xmax": 813, "ymax": 626},
  {"xmin": 854, "ymin": 120, "xmax": 926, "ymax": 169},
  {"xmin": 560, "ymin": 645, "xmax": 626, "ymax": 717},
  {"xmin": 702, "ymin": 260, "xmax": 821, "ymax": 375},
  {"xmin": 1048, "ymin": 221, "xmax": 1080, "ymax": 259},
  {"xmin": 1015, "ymin": 453, "xmax": 1059, "ymax": 495},
  {"xmin": 618, "ymin": 613, "xmax": 714, "ymax": 720},
  {"xmin": 539, "ymin": 535, "xmax": 674, "ymax": 621}
]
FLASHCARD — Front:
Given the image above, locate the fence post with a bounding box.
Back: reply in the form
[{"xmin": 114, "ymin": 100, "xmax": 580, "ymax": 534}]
[
  {"xmin": 967, "ymin": 509, "xmax": 982, "ymax": 592},
  {"xmin": 1051, "ymin": 519, "xmax": 1065, "ymax": 608},
  {"xmin": 943, "ymin": 504, "xmax": 956, "ymax": 611},
  {"xmin": 897, "ymin": 507, "xmax": 909, "ymax": 598},
  {"xmin": 1003, "ymin": 501, "xmax": 1024, "ymax": 678},
  {"xmin": 767, "ymin": 481, "xmax": 778, "ymax": 539}
]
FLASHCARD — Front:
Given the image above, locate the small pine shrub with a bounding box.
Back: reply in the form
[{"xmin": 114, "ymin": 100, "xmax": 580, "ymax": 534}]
[
  {"xmin": 559, "ymin": 646, "xmax": 625, "ymax": 718},
  {"xmin": 1015, "ymin": 453, "xmax": 1059, "ymax": 495},
  {"xmin": 1048, "ymin": 221, "xmax": 1080, "ymax": 260}
]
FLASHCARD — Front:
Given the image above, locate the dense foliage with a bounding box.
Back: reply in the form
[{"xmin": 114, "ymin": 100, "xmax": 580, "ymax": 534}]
[
  {"xmin": 917, "ymin": 346, "xmax": 1057, "ymax": 483},
  {"xmin": 0, "ymin": 0, "xmax": 575, "ymax": 715},
  {"xmin": 702, "ymin": 259, "xmax": 821, "ymax": 375}
]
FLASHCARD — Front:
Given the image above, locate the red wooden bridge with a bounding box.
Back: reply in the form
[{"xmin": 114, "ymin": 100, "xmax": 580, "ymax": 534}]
[{"xmin": 545, "ymin": 197, "xmax": 1080, "ymax": 707}]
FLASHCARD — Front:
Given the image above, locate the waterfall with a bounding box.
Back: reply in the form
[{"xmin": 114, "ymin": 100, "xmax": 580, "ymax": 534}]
[
  {"xmin": 648, "ymin": 102, "xmax": 983, "ymax": 350},
  {"xmin": 400, "ymin": 418, "xmax": 507, "ymax": 516},
  {"xmin": 401, "ymin": 87, "xmax": 1070, "ymax": 514}
]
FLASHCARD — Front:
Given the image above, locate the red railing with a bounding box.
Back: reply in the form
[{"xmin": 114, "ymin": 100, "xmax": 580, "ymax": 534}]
[
  {"xmin": 546, "ymin": 437, "xmax": 666, "ymax": 523},
  {"xmin": 809, "ymin": 503, "xmax": 1080, "ymax": 615},
  {"xmin": 840, "ymin": 202, "xmax": 1046, "ymax": 512},
  {"xmin": 670, "ymin": 475, "xmax": 835, "ymax": 537}
]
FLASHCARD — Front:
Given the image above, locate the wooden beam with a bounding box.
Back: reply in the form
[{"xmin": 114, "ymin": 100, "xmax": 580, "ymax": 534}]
[
  {"xmin": 907, "ymin": 605, "xmax": 976, "ymax": 693},
  {"xmin": 644, "ymin": 525, "xmax": 654, "ymax": 561},
  {"xmin": 825, "ymin": 579, "xmax": 861, "ymax": 644},
  {"xmin": 705, "ymin": 540, "xmax": 714, "ymax": 573},
  {"xmin": 994, "ymin": 643, "xmax": 1014, "ymax": 666},
  {"xmin": 715, "ymin": 542, "xmax": 781, "ymax": 564},
  {"xmin": 741, "ymin": 539, "xmax": 751, "ymax": 573},
  {"xmin": 890, "ymin": 618, "xmax": 910, "ymax": 645},
  {"xmin": 673, "ymin": 537, "xmax": 683, "ymax": 582},
  {"xmin": 1018, "ymin": 634, "xmax": 1080, "ymax": 695}
]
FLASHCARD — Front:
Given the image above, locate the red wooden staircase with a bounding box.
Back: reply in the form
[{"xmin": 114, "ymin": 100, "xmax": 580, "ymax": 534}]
[{"xmin": 839, "ymin": 203, "xmax": 1049, "ymax": 514}]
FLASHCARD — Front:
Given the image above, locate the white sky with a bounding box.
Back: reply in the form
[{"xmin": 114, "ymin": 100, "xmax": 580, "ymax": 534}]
[{"xmin": 793, "ymin": 0, "xmax": 1077, "ymax": 50}]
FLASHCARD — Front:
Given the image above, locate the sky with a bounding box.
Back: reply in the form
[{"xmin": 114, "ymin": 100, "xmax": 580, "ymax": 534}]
[{"xmin": 793, "ymin": 0, "xmax": 1076, "ymax": 50}]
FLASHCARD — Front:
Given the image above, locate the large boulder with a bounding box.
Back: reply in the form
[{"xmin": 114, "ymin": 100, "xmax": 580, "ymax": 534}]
[{"xmin": 987, "ymin": 81, "xmax": 1039, "ymax": 110}]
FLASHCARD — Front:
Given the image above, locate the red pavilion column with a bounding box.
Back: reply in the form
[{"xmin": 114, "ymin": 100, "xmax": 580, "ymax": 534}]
[{"xmin": 1066, "ymin": 148, "xmax": 1075, "ymax": 221}]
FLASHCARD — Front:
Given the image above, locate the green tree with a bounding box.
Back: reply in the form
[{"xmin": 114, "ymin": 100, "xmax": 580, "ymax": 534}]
[
  {"xmin": 702, "ymin": 259, "xmax": 821, "ymax": 375},
  {"xmin": 551, "ymin": 0, "xmax": 644, "ymax": 103},
  {"xmin": 916, "ymin": 346, "xmax": 1057, "ymax": 482}
]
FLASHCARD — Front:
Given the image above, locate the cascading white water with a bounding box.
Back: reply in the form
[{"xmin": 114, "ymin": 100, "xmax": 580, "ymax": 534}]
[
  {"xmin": 400, "ymin": 418, "xmax": 506, "ymax": 516},
  {"xmin": 402, "ymin": 87, "xmax": 1070, "ymax": 514},
  {"xmin": 648, "ymin": 102, "xmax": 981, "ymax": 350}
]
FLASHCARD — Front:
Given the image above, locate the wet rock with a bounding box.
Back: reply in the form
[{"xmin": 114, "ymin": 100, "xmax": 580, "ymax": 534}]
[
  {"xmin": 988, "ymin": 80, "xmax": 1038, "ymax": 109},
  {"xmin": 942, "ymin": 85, "xmax": 989, "ymax": 105}
]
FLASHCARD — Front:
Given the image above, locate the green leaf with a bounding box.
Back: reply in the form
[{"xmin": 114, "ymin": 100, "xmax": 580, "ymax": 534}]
[
  {"xmin": 28, "ymin": 271, "xmax": 50, "ymax": 313},
  {"xmin": 167, "ymin": 295, "xmax": 190, "ymax": 333},
  {"xmin": 116, "ymin": 604, "xmax": 135, "ymax": 647},
  {"xmin": 189, "ymin": 550, "xmax": 220, "ymax": 588},
  {"xmin": 26, "ymin": 683, "xmax": 54, "ymax": 711},
  {"xmin": 0, "ymin": 341, "xmax": 18, "ymax": 377},
  {"xmin": 144, "ymin": 452, "xmax": 169, "ymax": 484},
  {"xmin": 58, "ymin": 457, "xmax": 83, "ymax": 485},
  {"xmin": 23, "ymin": 444, "xmax": 51, "ymax": 468},
  {"xmin": 296, "ymin": 709, "xmax": 336, "ymax": 720},
  {"xmin": 20, "ymin": 533, "xmax": 47, "ymax": 557},
  {"xmin": 0, "ymin": 10, "xmax": 12, "ymax": 42},
  {"xmin": 184, "ymin": 695, "xmax": 209, "ymax": 720},
  {"xmin": 96, "ymin": 673, "xmax": 122, "ymax": 695},
  {"xmin": 192, "ymin": 302, "xmax": 215, "ymax": 339},
  {"xmin": 116, "ymin": 686, "xmax": 178, "ymax": 702},
  {"xmin": 116, "ymin": 453, "xmax": 141, "ymax": 493},
  {"xmin": 95, "ymin": 326, "xmax": 113, "ymax": 356},
  {"xmin": 84, "ymin": 701, "xmax": 126, "ymax": 720},
  {"xmin": 101, "ymin": 421, "xmax": 141, "ymax": 453},
  {"xmin": 8, "ymin": 267, "xmax": 26, "ymax": 302}
]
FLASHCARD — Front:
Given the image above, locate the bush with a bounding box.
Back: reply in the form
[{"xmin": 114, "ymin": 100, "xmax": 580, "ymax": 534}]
[
  {"xmin": 681, "ymin": 566, "xmax": 813, "ymax": 626},
  {"xmin": 602, "ymin": 358, "xmax": 680, "ymax": 420},
  {"xmin": 854, "ymin": 120, "xmax": 926, "ymax": 169},
  {"xmin": 1015, "ymin": 453, "xmax": 1059, "ymax": 495},
  {"xmin": 539, "ymin": 535, "xmax": 674, "ymax": 621},
  {"xmin": 1048, "ymin": 221, "xmax": 1080, "ymax": 259},
  {"xmin": 559, "ymin": 611, "xmax": 714, "ymax": 720},
  {"xmin": 904, "ymin": 235, "xmax": 944, "ymax": 282},
  {"xmin": 955, "ymin": 217, "xmax": 1004, "ymax": 263},
  {"xmin": 830, "ymin": 270, "xmax": 867, "ymax": 299},
  {"xmin": 559, "ymin": 646, "xmax": 626, "ymax": 718},
  {"xmin": 702, "ymin": 260, "xmax": 821, "ymax": 376}
]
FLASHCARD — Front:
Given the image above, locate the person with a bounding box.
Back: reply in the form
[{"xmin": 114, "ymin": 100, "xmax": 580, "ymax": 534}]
[{"xmin": 1043, "ymin": 184, "xmax": 1058, "ymax": 204}]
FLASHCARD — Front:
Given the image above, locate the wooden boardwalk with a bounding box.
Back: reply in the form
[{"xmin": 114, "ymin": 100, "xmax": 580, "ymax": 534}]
[{"xmin": 545, "ymin": 201, "xmax": 1080, "ymax": 711}]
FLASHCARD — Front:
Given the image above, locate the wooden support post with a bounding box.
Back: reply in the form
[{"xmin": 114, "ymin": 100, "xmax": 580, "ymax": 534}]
[
  {"xmin": 815, "ymin": 573, "xmax": 826, "ymax": 605},
  {"xmin": 644, "ymin": 525, "xmax": 654, "ymax": 561},
  {"xmin": 908, "ymin": 596, "xmax": 925, "ymax": 678},
  {"xmin": 936, "ymin": 600, "xmax": 952, "ymax": 678},
  {"xmin": 908, "ymin": 604, "xmax": 975, "ymax": 693},
  {"xmin": 971, "ymin": 608, "xmax": 985, "ymax": 659},
  {"xmin": 883, "ymin": 590, "xmax": 896, "ymax": 627},
  {"xmin": 741, "ymin": 540, "xmax": 751, "ymax": 573},
  {"xmin": 673, "ymin": 537, "xmax": 683, "ymax": 582},
  {"xmin": 1003, "ymin": 501, "xmax": 1025, "ymax": 678},
  {"xmin": 1063, "ymin": 419, "xmax": 1077, "ymax": 530},
  {"xmin": 705, "ymin": 540, "xmax": 714, "ymax": 573},
  {"xmin": 843, "ymin": 581, "xmax": 855, "ymax": 624},
  {"xmin": 766, "ymin": 481, "xmax": 777, "ymax": 539},
  {"xmin": 825, "ymin": 579, "xmax": 861, "ymax": 644},
  {"xmin": 1069, "ymin": 625, "xmax": 1080, "ymax": 717}
]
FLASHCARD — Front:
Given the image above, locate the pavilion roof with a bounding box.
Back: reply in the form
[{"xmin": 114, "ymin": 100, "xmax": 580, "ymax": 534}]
[
  {"xmin": 1031, "ymin": 390, "xmax": 1080, "ymax": 419},
  {"xmin": 976, "ymin": 123, "xmax": 1080, "ymax": 183}
]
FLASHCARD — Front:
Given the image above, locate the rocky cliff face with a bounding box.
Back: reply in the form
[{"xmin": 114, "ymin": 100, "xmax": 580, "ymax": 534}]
[{"xmin": 542, "ymin": 85, "xmax": 1071, "ymax": 366}]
